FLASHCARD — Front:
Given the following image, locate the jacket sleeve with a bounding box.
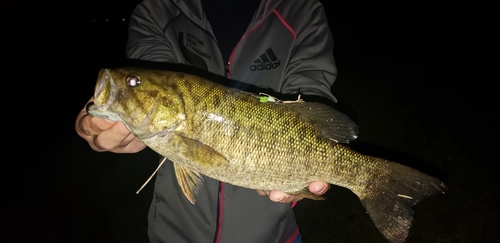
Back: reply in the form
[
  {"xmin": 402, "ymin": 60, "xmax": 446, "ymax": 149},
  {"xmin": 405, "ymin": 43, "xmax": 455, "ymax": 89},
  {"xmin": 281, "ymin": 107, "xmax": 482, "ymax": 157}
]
[
  {"xmin": 125, "ymin": 2, "xmax": 178, "ymax": 63},
  {"xmin": 281, "ymin": 1, "xmax": 338, "ymax": 102}
]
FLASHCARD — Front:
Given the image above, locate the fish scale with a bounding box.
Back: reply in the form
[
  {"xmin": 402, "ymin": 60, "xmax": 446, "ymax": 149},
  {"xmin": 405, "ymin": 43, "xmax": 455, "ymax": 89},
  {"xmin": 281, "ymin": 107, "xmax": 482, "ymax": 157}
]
[{"xmin": 88, "ymin": 67, "xmax": 447, "ymax": 243}]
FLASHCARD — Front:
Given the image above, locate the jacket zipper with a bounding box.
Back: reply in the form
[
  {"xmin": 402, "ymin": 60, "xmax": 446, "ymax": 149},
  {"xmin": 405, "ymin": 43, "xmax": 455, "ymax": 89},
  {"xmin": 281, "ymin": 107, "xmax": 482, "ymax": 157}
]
[
  {"xmin": 225, "ymin": 63, "xmax": 231, "ymax": 78},
  {"xmin": 213, "ymin": 182, "xmax": 225, "ymax": 243},
  {"xmin": 226, "ymin": 7, "xmax": 268, "ymax": 80},
  {"xmin": 214, "ymin": 7, "xmax": 269, "ymax": 239}
]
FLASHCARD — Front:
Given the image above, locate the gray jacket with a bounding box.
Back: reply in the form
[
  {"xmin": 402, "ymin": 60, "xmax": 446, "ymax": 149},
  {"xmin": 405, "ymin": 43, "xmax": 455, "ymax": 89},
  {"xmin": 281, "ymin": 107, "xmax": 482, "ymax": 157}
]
[{"xmin": 126, "ymin": 0, "xmax": 337, "ymax": 242}]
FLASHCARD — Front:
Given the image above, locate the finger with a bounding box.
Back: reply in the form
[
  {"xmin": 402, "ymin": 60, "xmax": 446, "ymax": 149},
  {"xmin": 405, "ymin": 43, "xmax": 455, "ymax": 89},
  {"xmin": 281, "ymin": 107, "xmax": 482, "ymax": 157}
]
[
  {"xmin": 93, "ymin": 135, "xmax": 104, "ymax": 150},
  {"xmin": 113, "ymin": 121, "xmax": 132, "ymax": 136},
  {"xmin": 308, "ymin": 181, "xmax": 330, "ymax": 195},
  {"xmin": 114, "ymin": 136, "xmax": 147, "ymax": 153},
  {"xmin": 119, "ymin": 133, "xmax": 138, "ymax": 147},
  {"xmin": 94, "ymin": 123, "xmax": 132, "ymax": 150},
  {"xmin": 87, "ymin": 116, "xmax": 117, "ymax": 135},
  {"xmin": 76, "ymin": 112, "xmax": 93, "ymax": 136},
  {"xmin": 107, "ymin": 122, "xmax": 136, "ymax": 147},
  {"xmin": 269, "ymin": 191, "xmax": 298, "ymax": 203},
  {"xmin": 78, "ymin": 113, "xmax": 115, "ymax": 137}
]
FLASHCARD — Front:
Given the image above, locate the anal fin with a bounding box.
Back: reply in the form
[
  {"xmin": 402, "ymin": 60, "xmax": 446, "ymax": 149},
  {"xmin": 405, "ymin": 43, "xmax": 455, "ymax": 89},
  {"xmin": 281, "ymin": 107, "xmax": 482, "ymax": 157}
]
[{"xmin": 288, "ymin": 188, "xmax": 325, "ymax": 200}]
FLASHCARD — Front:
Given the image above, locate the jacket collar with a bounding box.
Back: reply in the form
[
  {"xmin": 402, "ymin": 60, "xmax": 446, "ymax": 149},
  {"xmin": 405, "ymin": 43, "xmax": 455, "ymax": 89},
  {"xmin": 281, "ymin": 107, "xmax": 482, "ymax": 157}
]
[{"xmin": 172, "ymin": 0, "xmax": 283, "ymax": 28}]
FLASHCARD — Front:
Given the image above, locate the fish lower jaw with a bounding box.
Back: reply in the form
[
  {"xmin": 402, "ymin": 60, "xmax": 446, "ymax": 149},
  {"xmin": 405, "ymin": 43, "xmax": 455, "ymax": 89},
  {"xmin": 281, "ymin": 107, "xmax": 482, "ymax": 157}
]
[{"xmin": 87, "ymin": 106, "xmax": 123, "ymax": 122}]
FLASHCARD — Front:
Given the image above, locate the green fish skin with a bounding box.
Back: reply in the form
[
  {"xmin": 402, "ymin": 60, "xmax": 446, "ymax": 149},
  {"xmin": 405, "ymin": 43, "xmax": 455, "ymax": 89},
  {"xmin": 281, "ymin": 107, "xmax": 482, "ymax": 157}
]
[{"xmin": 88, "ymin": 67, "xmax": 447, "ymax": 243}]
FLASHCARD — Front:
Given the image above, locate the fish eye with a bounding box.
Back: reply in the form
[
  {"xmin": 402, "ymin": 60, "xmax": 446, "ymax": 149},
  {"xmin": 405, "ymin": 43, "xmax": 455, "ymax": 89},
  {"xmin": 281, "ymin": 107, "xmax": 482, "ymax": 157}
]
[{"xmin": 126, "ymin": 74, "xmax": 141, "ymax": 87}]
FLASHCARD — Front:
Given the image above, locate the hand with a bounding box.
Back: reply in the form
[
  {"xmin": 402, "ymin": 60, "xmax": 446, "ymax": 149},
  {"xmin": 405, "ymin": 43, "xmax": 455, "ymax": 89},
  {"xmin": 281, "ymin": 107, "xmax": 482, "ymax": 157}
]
[
  {"xmin": 257, "ymin": 181, "xmax": 330, "ymax": 203},
  {"xmin": 75, "ymin": 98, "xmax": 146, "ymax": 153}
]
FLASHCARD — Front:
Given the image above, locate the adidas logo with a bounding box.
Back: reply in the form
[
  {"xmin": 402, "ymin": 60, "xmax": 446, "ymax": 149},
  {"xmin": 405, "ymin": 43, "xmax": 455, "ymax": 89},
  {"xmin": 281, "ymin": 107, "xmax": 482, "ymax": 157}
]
[{"xmin": 250, "ymin": 48, "xmax": 281, "ymax": 71}]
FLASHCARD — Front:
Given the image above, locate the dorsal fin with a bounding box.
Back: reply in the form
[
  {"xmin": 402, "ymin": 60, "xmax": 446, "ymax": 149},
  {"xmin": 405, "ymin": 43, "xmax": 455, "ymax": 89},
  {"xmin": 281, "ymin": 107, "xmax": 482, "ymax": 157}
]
[{"xmin": 281, "ymin": 102, "xmax": 358, "ymax": 143}]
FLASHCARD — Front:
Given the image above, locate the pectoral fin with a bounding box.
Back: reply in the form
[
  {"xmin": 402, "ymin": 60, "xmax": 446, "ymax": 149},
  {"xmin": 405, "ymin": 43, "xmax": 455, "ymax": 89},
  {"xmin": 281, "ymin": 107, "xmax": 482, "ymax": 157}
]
[
  {"xmin": 173, "ymin": 163, "xmax": 204, "ymax": 204},
  {"xmin": 176, "ymin": 135, "xmax": 229, "ymax": 168},
  {"xmin": 172, "ymin": 134, "xmax": 230, "ymax": 204}
]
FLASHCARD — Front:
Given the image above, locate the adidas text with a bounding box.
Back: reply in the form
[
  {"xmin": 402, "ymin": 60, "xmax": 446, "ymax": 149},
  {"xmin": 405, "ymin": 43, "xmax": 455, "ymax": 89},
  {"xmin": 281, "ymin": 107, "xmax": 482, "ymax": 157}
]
[{"xmin": 250, "ymin": 60, "xmax": 281, "ymax": 71}]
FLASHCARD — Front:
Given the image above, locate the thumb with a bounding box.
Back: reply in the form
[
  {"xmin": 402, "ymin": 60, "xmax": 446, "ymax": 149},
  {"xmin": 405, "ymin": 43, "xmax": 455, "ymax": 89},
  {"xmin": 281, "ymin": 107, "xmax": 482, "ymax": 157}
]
[{"xmin": 309, "ymin": 182, "xmax": 330, "ymax": 195}]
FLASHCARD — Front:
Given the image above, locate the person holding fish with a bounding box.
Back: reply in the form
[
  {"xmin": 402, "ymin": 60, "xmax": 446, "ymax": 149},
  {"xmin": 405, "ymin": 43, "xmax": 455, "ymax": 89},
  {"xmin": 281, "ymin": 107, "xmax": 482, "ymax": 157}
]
[{"xmin": 77, "ymin": 0, "xmax": 337, "ymax": 242}]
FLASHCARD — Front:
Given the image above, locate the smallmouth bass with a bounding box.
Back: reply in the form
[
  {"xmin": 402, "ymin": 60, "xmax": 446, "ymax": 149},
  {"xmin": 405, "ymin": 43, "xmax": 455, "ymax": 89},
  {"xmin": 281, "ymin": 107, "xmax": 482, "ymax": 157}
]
[{"xmin": 87, "ymin": 67, "xmax": 447, "ymax": 243}]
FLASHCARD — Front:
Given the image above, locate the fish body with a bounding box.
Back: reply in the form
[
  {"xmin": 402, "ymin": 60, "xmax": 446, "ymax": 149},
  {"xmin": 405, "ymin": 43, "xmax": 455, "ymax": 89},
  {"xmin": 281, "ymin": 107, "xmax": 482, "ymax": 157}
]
[{"xmin": 88, "ymin": 67, "xmax": 447, "ymax": 243}]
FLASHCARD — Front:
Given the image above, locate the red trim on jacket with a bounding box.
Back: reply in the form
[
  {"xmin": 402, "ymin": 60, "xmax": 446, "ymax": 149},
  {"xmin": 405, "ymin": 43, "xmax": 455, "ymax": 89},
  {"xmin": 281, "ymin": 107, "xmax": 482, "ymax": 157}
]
[
  {"xmin": 227, "ymin": 1, "xmax": 269, "ymax": 78},
  {"xmin": 285, "ymin": 227, "xmax": 301, "ymax": 243},
  {"xmin": 227, "ymin": 4, "xmax": 297, "ymax": 79},
  {"xmin": 214, "ymin": 182, "xmax": 225, "ymax": 243},
  {"xmin": 272, "ymin": 9, "xmax": 297, "ymax": 40}
]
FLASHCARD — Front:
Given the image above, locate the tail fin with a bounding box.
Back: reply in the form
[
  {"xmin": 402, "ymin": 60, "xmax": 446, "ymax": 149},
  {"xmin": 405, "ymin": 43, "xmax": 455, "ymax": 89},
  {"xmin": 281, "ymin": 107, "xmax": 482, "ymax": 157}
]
[{"xmin": 360, "ymin": 162, "xmax": 447, "ymax": 243}]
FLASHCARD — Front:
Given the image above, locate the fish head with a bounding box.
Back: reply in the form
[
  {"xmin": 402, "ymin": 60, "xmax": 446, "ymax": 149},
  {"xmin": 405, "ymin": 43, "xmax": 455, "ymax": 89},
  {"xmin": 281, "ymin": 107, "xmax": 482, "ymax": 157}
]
[{"xmin": 87, "ymin": 67, "xmax": 186, "ymax": 139}]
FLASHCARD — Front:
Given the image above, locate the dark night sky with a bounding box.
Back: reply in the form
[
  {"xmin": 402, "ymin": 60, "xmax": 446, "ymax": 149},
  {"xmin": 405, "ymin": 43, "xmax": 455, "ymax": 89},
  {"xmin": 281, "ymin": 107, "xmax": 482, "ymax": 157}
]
[{"xmin": 24, "ymin": 0, "xmax": 495, "ymax": 86}]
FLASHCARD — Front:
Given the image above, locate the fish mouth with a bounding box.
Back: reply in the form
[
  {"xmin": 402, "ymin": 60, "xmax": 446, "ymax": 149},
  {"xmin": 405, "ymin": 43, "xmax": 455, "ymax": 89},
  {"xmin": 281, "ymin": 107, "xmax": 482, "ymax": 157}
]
[
  {"xmin": 93, "ymin": 69, "xmax": 113, "ymax": 107},
  {"xmin": 86, "ymin": 69, "xmax": 122, "ymax": 121}
]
